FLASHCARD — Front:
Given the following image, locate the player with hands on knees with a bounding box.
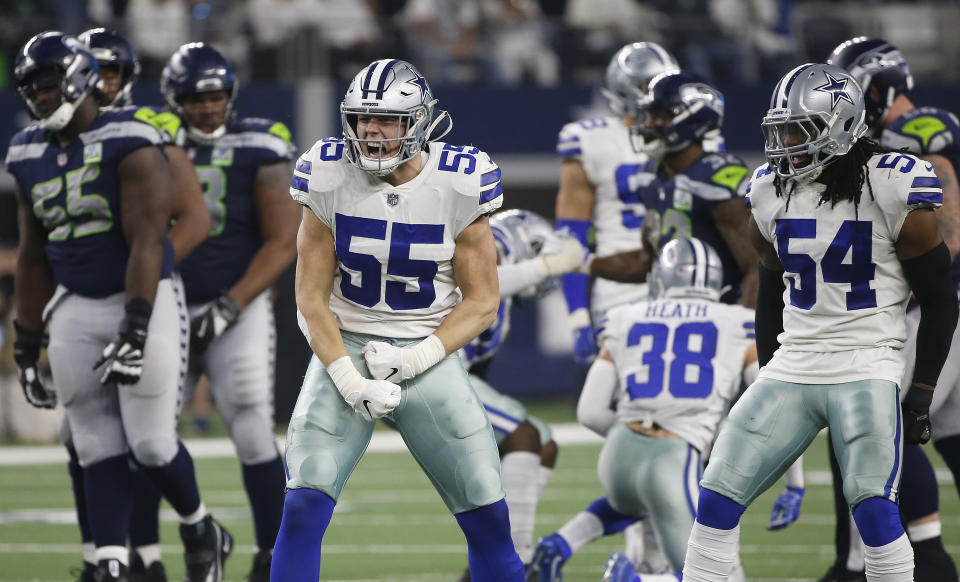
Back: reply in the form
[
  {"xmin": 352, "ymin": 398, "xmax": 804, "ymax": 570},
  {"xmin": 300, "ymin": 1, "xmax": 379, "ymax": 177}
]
[{"xmin": 274, "ymin": 58, "xmax": 526, "ymax": 582}]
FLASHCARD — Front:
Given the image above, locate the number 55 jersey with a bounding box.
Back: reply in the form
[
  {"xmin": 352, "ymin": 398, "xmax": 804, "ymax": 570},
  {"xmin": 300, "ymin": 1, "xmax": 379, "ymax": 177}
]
[
  {"xmin": 290, "ymin": 140, "xmax": 503, "ymax": 338},
  {"xmin": 746, "ymin": 153, "xmax": 943, "ymax": 385}
]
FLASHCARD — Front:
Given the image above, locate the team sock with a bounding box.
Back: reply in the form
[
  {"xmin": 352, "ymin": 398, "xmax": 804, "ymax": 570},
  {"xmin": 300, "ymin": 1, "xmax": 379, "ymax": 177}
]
[
  {"xmin": 140, "ymin": 441, "xmax": 202, "ymax": 517},
  {"xmin": 536, "ymin": 466, "xmax": 553, "ymax": 499},
  {"xmin": 134, "ymin": 544, "xmax": 161, "ymax": 567},
  {"xmin": 129, "ymin": 468, "xmax": 162, "ymax": 547},
  {"xmin": 455, "ymin": 499, "xmax": 525, "ymax": 582},
  {"xmin": 66, "ymin": 445, "xmax": 93, "ymax": 544},
  {"xmin": 934, "ymin": 434, "xmax": 960, "ymax": 495},
  {"xmin": 862, "ymin": 533, "xmax": 913, "ymax": 581},
  {"xmin": 241, "ymin": 455, "xmax": 286, "ymax": 550},
  {"xmin": 94, "ymin": 545, "xmax": 128, "ymax": 566},
  {"xmin": 682, "ymin": 521, "xmax": 741, "ymax": 581},
  {"xmin": 899, "ymin": 444, "xmax": 939, "ymax": 522},
  {"xmin": 270, "ymin": 488, "xmax": 334, "ymax": 582},
  {"xmin": 500, "ymin": 451, "xmax": 541, "ymax": 563},
  {"xmin": 85, "ymin": 454, "xmax": 135, "ymax": 548}
]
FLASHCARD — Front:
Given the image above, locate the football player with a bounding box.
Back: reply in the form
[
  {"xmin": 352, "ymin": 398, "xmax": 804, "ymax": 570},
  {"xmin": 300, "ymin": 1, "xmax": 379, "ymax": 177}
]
[
  {"xmin": 682, "ymin": 63, "xmax": 958, "ymax": 581},
  {"xmin": 161, "ymin": 42, "xmax": 299, "ymax": 582},
  {"xmin": 58, "ymin": 28, "xmax": 211, "ymax": 582},
  {"xmin": 572, "ymin": 237, "xmax": 756, "ymax": 582},
  {"xmin": 274, "ymin": 59, "xmax": 525, "ymax": 581},
  {"xmin": 455, "ymin": 209, "xmax": 585, "ymax": 577},
  {"xmin": 632, "ymin": 71, "xmax": 758, "ymax": 307},
  {"xmin": 824, "ymin": 37, "xmax": 960, "ymax": 582},
  {"xmin": 9, "ymin": 32, "xmax": 231, "ymax": 582},
  {"xmin": 555, "ymin": 42, "xmax": 679, "ymax": 367}
]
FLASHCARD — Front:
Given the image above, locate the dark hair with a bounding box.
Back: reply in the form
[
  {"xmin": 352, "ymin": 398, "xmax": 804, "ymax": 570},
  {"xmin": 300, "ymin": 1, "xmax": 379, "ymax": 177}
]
[{"xmin": 774, "ymin": 138, "xmax": 893, "ymax": 214}]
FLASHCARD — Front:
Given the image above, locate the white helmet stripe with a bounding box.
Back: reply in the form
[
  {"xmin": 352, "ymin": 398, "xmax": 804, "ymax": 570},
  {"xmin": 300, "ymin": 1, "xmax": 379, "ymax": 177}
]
[
  {"xmin": 774, "ymin": 63, "xmax": 814, "ymax": 108},
  {"xmin": 689, "ymin": 237, "xmax": 708, "ymax": 288}
]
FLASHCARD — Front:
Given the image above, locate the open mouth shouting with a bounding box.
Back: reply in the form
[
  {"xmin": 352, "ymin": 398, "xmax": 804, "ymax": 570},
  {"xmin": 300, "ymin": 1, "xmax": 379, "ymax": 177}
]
[{"xmin": 365, "ymin": 140, "xmax": 399, "ymax": 159}]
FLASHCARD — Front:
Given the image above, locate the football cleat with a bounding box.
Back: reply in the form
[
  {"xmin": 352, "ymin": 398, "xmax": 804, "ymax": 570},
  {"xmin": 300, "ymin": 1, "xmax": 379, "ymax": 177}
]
[
  {"xmin": 179, "ymin": 515, "xmax": 233, "ymax": 582},
  {"xmin": 602, "ymin": 553, "xmax": 637, "ymax": 582},
  {"xmin": 70, "ymin": 562, "xmax": 97, "ymax": 582},
  {"xmin": 528, "ymin": 533, "xmax": 571, "ymax": 582},
  {"xmin": 93, "ymin": 559, "xmax": 129, "ymax": 582},
  {"xmin": 817, "ymin": 563, "xmax": 866, "ymax": 582},
  {"xmin": 247, "ymin": 550, "xmax": 272, "ymax": 582},
  {"xmin": 128, "ymin": 552, "xmax": 167, "ymax": 582}
]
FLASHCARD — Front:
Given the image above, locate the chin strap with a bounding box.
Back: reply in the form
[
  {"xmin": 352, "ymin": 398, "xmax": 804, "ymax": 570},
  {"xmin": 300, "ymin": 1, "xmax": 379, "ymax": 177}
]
[{"xmin": 187, "ymin": 124, "xmax": 227, "ymax": 146}]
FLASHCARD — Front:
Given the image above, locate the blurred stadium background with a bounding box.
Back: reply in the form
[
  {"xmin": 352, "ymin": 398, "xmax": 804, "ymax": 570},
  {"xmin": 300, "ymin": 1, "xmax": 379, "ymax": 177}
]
[{"xmin": 0, "ymin": 1, "xmax": 958, "ymax": 580}]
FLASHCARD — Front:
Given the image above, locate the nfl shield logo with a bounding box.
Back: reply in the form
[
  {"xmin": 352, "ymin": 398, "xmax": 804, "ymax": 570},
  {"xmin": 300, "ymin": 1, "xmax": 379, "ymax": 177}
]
[
  {"xmin": 386, "ymin": 192, "xmax": 400, "ymax": 206},
  {"xmin": 57, "ymin": 153, "xmax": 68, "ymax": 167}
]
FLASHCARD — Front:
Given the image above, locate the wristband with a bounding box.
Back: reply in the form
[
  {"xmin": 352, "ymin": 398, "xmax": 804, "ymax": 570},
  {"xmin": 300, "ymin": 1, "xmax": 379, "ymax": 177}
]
[
  {"xmin": 408, "ymin": 334, "xmax": 446, "ymax": 376},
  {"xmin": 326, "ymin": 356, "xmax": 364, "ymax": 401}
]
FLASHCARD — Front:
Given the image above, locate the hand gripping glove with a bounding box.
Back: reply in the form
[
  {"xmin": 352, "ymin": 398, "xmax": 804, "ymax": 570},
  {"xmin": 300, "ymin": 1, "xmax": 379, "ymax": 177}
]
[
  {"xmin": 362, "ymin": 335, "xmax": 446, "ymax": 382},
  {"xmin": 568, "ymin": 308, "xmax": 598, "ymax": 366},
  {"xmin": 190, "ymin": 293, "xmax": 241, "ymax": 353},
  {"xmin": 902, "ymin": 385, "xmax": 934, "ymax": 445},
  {"xmin": 94, "ymin": 298, "xmax": 151, "ymax": 385},
  {"xmin": 13, "ymin": 321, "xmax": 56, "ymax": 408},
  {"xmin": 767, "ymin": 486, "xmax": 804, "ymax": 530},
  {"xmin": 326, "ymin": 356, "xmax": 401, "ymax": 421},
  {"xmin": 538, "ymin": 234, "xmax": 588, "ymax": 278}
]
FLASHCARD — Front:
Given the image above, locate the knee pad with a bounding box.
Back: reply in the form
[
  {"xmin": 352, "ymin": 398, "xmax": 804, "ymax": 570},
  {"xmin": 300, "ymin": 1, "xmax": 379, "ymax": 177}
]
[
  {"xmin": 852, "ymin": 497, "xmax": 905, "ymax": 548},
  {"xmin": 228, "ymin": 405, "xmax": 278, "ymax": 465},
  {"xmin": 454, "ymin": 448, "xmax": 504, "ymax": 510},
  {"xmin": 129, "ymin": 435, "xmax": 178, "ymax": 467}
]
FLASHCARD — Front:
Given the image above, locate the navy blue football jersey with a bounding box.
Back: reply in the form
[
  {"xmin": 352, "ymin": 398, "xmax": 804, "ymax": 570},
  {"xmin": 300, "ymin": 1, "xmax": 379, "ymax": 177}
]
[
  {"xmin": 5, "ymin": 108, "xmax": 175, "ymax": 297},
  {"xmin": 177, "ymin": 117, "xmax": 295, "ymax": 304},
  {"xmin": 639, "ymin": 152, "xmax": 750, "ymax": 303},
  {"xmin": 882, "ymin": 106, "xmax": 960, "ymax": 284}
]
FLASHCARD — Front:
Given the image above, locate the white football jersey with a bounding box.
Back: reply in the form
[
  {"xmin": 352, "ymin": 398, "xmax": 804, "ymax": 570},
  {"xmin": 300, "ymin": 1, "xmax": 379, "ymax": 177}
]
[
  {"xmin": 558, "ymin": 116, "xmax": 648, "ymax": 314},
  {"xmin": 291, "ymin": 139, "xmax": 503, "ymax": 338},
  {"xmin": 747, "ymin": 152, "xmax": 943, "ymax": 385},
  {"xmin": 600, "ymin": 298, "xmax": 755, "ymax": 453}
]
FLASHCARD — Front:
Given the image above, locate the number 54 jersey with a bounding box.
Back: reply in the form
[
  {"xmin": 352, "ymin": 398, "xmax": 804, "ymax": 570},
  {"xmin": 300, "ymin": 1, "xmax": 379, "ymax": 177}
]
[
  {"xmin": 600, "ymin": 298, "xmax": 755, "ymax": 454},
  {"xmin": 290, "ymin": 140, "xmax": 503, "ymax": 338},
  {"xmin": 746, "ymin": 153, "xmax": 943, "ymax": 385}
]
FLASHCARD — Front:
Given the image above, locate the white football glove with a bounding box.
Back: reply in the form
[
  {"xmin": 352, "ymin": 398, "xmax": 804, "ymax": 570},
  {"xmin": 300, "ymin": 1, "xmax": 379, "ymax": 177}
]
[
  {"xmin": 538, "ymin": 235, "xmax": 588, "ymax": 277},
  {"xmin": 326, "ymin": 356, "xmax": 401, "ymax": 421},
  {"xmin": 362, "ymin": 335, "xmax": 446, "ymax": 382}
]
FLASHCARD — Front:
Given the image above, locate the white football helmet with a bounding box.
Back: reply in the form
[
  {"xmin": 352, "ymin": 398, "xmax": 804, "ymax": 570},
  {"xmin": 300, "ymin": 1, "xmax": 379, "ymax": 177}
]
[
  {"xmin": 649, "ymin": 237, "xmax": 724, "ymax": 302},
  {"xmin": 341, "ymin": 59, "xmax": 452, "ymax": 175},
  {"xmin": 601, "ymin": 42, "xmax": 679, "ymax": 117},
  {"xmin": 490, "ymin": 209, "xmax": 561, "ymax": 298},
  {"xmin": 762, "ymin": 63, "xmax": 868, "ymax": 181}
]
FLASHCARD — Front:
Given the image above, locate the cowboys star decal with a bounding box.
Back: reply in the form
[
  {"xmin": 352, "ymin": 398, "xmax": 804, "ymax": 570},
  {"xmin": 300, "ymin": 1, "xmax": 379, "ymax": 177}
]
[
  {"xmin": 814, "ymin": 71, "xmax": 855, "ymax": 110},
  {"xmin": 401, "ymin": 74, "xmax": 429, "ymax": 99}
]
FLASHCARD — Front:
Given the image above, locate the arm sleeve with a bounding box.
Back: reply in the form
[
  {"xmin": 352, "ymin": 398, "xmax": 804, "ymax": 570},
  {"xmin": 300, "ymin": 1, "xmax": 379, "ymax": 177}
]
[
  {"xmin": 900, "ymin": 241, "xmax": 959, "ymax": 386},
  {"xmin": 756, "ymin": 263, "xmax": 785, "ymax": 367},
  {"xmin": 557, "ymin": 218, "xmax": 591, "ymax": 314},
  {"xmin": 577, "ymin": 358, "xmax": 619, "ymax": 437}
]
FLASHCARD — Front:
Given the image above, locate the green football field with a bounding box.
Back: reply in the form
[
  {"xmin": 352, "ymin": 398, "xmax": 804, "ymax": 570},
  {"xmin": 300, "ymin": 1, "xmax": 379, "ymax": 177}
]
[{"xmin": 1, "ymin": 401, "xmax": 958, "ymax": 582}]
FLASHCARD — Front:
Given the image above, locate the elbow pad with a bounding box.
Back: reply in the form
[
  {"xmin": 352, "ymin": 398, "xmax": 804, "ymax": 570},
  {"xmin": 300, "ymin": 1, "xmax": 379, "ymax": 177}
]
[
  {"xmin": 900, "ymin": 242, "xmax": 959, "ymax": 386},
  {"xmin": 755, "ymin": 263, "xmax": 785, "ymax": 368}
]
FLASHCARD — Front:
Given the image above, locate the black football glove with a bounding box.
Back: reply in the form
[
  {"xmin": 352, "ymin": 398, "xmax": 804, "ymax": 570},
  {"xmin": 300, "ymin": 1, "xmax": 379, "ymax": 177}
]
[
  {"xmin": 902, "ymin": 384, "xmax": 934, "ymax": 445},
  {"xmin": 94, "ymin": 298, "xmax": 151, "ymax": 385},
  {"xmin": 190, "ymin": 293, "xmax": 241, "ymax": 353},
  {"xmin": 13, "ymin": 321, "xmax": 56, "ymax": 409}
]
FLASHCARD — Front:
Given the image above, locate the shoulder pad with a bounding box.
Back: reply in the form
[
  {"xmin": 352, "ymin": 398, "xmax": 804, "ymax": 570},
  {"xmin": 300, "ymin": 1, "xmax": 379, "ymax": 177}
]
[
  {"xmin": 679, "ymin": 154, "xmax": 750, "ymax": 200},
  {"xmin": 133, "ymin": 107, "xmax": 182, "ymax": 144},
  {"xmin": 301, "ymin": 138, "xmax": 348, "ymax": 192},
  {"xmin": 744, "ymin": 164, "xmax": 775, "ymax": 208},
  {"xmin": 870, "ymin": 152, "xmax": 943, "ymax": 210},
  {"xmin": 557, "ymin": 123, "xmax": 584, "ymax": 158},
  {"xmin": 886, "ymin": 108, "xmax": 959, "ymax": 154}
]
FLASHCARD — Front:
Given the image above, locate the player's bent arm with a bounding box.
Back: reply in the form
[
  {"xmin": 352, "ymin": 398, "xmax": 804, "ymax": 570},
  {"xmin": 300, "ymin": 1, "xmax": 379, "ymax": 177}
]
[
  {"xmin": 164, "ymin": 145, "xmax": 209, "ymax": 263},
  {"xmin": 119, "ymin": 145, "xmax": 172, "ymax": 305},
  {"xmin": 713, "ymin": 197, "xmax": 759, "ymax": 307},
  {"xmin": 586, "ymin": 249, "xmax": 652, "ymax": 283},
  {"xmin": 13, "ymin": 186, "xmax": 55, "ymax": 331},
  {"xmin": 435, "ymin": 216, "xmax": 501, "ymax": 353},
  {"xmin": 295, "ymin": 209, "xmax": 348, "ymax": 365},
  {"xmin": 922, "ymin": 154, "xmax": 960, "ymax": 261},
  {"xmin": 576, "ymin": 347, "xmax": 618, "ymax": 437},
  {"xmin": 750, "ymin": 216, "xmax": 785, "ymax": 367},
  {"xmin": 555, "ymin": 160, "xmax": 595, "ymax": 222},
  {"xmin": 896, "ymin": 208, "xmax": 958, "ymax": 391},
  {"xmin": 227, "ymin": 161, "xmax": 300, "ymax": 308}
]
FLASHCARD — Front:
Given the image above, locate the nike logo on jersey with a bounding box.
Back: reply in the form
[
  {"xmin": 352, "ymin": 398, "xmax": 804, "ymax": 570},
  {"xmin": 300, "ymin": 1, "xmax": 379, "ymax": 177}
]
[
  {"xmin": 363, "ymin": 399, "xmax": 374, "ymax": 418},
  {"xmin": 385, "ymin": 367, "xmax": 399, "ymax": 380}
]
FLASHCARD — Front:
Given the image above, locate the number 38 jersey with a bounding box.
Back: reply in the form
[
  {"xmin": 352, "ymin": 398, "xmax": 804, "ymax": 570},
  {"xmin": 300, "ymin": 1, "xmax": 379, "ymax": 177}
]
[
  {"xmin": 178, "ymin": 117, "xmax": 295, "ymax": 304},
  {"xmin": 291, "ymin": 140, "xmax": 504, "ymax": 338},
  {"xmin": 747, "ymin": 153, "xmax": 943, "ymax": 385},
  {"xmin": 4, "ymin": 107, "xmax": 175, "ymax": 297},
  {"xmin": 600, "ymin": 298, "xmax": 755, "ymax": 454}
]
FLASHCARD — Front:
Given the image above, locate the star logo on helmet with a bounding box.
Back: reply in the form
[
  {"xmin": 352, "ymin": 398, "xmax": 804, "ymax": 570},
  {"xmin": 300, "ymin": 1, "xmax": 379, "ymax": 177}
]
[
  {"xmin": 814, "ymin": 71, "xmax": 855, "ymax": 110},
  {"xmin": 403, "ymin": 74, "xmax": 429, "ymax": 99}
]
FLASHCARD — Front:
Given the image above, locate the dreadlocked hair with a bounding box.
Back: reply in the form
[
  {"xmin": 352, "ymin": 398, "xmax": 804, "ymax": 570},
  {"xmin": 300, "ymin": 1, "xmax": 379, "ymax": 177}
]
[{"xmin": 773, "ymin": 138, "xmax": 894, "ymax": 216}]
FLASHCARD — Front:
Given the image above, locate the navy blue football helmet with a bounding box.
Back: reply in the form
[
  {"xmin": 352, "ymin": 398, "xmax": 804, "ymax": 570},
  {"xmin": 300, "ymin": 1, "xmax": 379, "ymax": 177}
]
[
  {"xmin": 827, "ymin": 37, "xmax": 913, "ymax": 133},
  {"xmin": 78, "ymin": 28, "xmax": 140, "ymax": 107},
  {"xmin": 160, "ymin": 42, "xmax": 237, "ymax": 144},
  {"xmin": 15, "ymin": 31, "xmax": 99, "ymax": 131},
  {"xmin": 631, "ymin": 71, "xmax": 724, "ymax": 159}
]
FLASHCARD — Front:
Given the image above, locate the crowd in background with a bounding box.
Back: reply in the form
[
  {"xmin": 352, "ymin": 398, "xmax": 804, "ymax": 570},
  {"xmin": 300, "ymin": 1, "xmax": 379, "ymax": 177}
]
[{"xmin": 0, "ymin": 0, "xmax": 957, "ymax": 90}]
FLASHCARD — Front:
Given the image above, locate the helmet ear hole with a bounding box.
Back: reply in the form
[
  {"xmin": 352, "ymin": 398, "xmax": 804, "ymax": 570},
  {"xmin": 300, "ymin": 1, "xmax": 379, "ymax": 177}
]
[{"xmin": 843, "ymin": 116, "xmax": 854, "ymax": 131}]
